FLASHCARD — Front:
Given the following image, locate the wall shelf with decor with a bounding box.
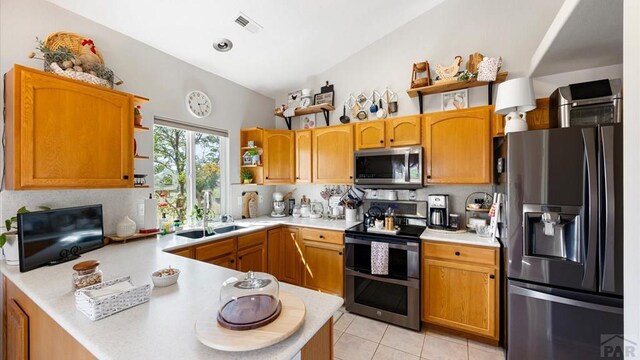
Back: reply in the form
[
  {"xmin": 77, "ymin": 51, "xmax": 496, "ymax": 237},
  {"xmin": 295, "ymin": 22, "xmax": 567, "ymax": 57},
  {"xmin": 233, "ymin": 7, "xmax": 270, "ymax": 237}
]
[
  {"xmin": 274, "ymin": 103, "xmax": 335, "ymax": 130},
  {"xmin": 407, "ymin": 72, "xmax": 508, "ymax": 114},
  {"xmin": 134, "ymin": 125, "xmax": 150, "ymax": 132},
  {"xmin": 134, "ymin": 155, "xmax": 150, "ymax": 160},
  {"xmin": 240, "ymin": 128, "xmax": 264, "ymax": 185}
]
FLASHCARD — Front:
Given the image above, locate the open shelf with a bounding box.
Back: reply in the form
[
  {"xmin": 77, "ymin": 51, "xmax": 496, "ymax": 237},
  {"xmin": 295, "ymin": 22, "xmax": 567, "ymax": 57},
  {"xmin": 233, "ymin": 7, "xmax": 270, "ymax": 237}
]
[
  {"xmin": 134, "ymin": 125, "xmax": 150, "ymax": 132},
  {"xmin": 274, "ymin": 103, "xmax": 335, "ymax": 130},
  {"xmin": 241, "ymin": 164, "xmax": 262, "ymax": 168},
  {"xmin": 240, "ymin": 146, "xmax": 262, "ymax": 150},
  {"xmin": 133, "ymin": 185, "xmax": 150, "ymax": 188},
  {"xmin": 134, "ymin": 155, "xmax": 150, "ymax": 160},
  {"xmin": 133, "ymin": 95, "xmax": 150, "ymax": 105},
  {"xmin": 407, "ymin": 72, "xmax": 509, "ymax": 113}
]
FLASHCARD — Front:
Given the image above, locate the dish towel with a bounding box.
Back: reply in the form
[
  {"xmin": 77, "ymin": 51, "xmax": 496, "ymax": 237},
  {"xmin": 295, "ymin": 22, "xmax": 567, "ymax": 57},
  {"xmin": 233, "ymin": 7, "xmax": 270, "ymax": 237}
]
[{"xmin": 371, "ymin": 241, "xmax": 389, "ymax": 275}]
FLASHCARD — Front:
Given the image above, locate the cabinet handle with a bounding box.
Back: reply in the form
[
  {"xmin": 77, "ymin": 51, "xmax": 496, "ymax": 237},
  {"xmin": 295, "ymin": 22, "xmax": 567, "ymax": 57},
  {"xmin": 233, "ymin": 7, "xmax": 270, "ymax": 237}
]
[
  {"xmin": 455, "ymin": 251, "xmax": 461, "ymax": 256},
  {"xmin": 123, "ymin": 175, "xmax": 129, "ymax": 180},
  {"xmin": 390, "ymin": 139, "xmax": 394, "ymax": 142},
  {"xmin": 319, "ymin": 235, "xmax": 324, "ymax": 239},
  {"xmin": 426, "ymin": 175, "xmax": 431, "ymax": 179},
  {"xmin": 379, "ymin": 140, "xmax": 384, "ymax": 144},
  {"xmin": 296, "ymin": 176, "xmax": 300, "ymax": 179},
  {"xmin": 489, "ymin": 274, "xmax": 495, "ymax": 279},
  {"xmin": 230, "ymin": 259, "xmax": 235, "ymax": 263},
  {"xmin": 338, "ymin": 252, "xmax": 343, "ymax": 256},
  {"xmin": 266, "ymin": 176, "xmax": 269, "ymax": 179},
  {"xmin": 238, "ymin": 256, "xmax": 243, "ymax": 260},
  {"xmin": 349, "ymin": 176, "xmax": 353, "ymax": 179}
]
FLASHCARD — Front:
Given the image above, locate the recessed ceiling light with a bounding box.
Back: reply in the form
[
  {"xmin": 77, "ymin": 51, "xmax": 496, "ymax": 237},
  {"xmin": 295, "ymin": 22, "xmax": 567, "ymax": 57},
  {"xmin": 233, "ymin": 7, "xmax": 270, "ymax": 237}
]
[{"xmin": 213, "ymin": 38, "xmax": 233, "ymax": 52}]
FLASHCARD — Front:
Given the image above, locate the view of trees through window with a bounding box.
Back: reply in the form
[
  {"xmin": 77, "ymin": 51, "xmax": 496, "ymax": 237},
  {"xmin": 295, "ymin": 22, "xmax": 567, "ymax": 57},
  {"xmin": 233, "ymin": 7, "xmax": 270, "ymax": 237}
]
[{"xmin": 153, "ymin": 124, "xmax": 222, "ymax": 224}]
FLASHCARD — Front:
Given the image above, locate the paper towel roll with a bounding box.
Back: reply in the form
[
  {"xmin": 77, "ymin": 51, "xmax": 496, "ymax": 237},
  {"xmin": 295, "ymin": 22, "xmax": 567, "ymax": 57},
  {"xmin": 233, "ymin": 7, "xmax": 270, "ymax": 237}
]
[{"xmin": 143, "ymin": 196, "xmax": 158, "ymax": 230}]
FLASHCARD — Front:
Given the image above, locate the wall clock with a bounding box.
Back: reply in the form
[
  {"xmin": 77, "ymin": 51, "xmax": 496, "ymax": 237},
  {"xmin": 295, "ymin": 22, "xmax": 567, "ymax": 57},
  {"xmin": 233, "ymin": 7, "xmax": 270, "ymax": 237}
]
[{"xmin": 186, "ymin": 90, "xmax": 212, "ymax": 118}]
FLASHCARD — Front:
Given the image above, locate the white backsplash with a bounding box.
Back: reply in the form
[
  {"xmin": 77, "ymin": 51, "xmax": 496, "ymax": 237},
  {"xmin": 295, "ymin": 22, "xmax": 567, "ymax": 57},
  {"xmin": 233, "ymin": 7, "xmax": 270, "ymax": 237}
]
[{"xmin": 229, "ymin": 184, "xmax": 275, "ymax": 219}]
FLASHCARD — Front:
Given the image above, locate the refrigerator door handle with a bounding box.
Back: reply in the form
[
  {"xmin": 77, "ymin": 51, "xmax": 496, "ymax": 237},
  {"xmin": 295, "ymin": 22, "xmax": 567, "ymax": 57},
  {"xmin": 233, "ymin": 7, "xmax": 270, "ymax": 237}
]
[
  {"xmin": 510, "ymin": 285, "xmax": 623, "ymax": 315},
  {"xmin": 600, "ymin": 126, "xmax": 616, "ymax": 293},
  {"xmin": 581, "ymin": 128, "xmax": 597, "ymax": 290}
]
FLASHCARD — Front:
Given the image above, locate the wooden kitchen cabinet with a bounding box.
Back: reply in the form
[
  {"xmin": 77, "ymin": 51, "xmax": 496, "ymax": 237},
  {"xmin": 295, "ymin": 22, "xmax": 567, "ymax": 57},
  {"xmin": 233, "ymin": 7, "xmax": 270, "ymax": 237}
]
[
  {"xmin": 267, "ymin": 228, "xmax": 284, "ymax": 280},
  {"xmin": 313, "ymin": 124, "xmax": 354, "ymax": 184},
  {"xmin": 4, "ymin": 277, "xmax": 96, "ymax": 359},
  {"xmin": 355, "ymin": 116, "xmax": 421, "ymax": 150},
  {"xmin": 170, "ymin": 248, "xmax": 193, "ymax": 259},
  {"xmin": 4, "ymin": 65, "xmax": 136, "ymax": 189},
  {"xmin": 422, "ymin": 241, "xmax": 499, "ymax": 341},
  {"xmin": 423, "ymin": 106, "xmax": 492, "ymax": 184},
  {"xmin": 237, "ymin": 230, "xmax": 267, "ymax": 272},
  {"xmin": 295, "ymin": 130, "xmax": 313, "ymax": 183},
  {"xmin": 355, "ymin": 121, "xmax": 386, "ymax": 149},
  {"xmin": 282, "ymin": 227, "xmax": 303, "ymax": 286},
  {"xmin": 195, "ymin": 237, "xmax": 237, "ymax": 270},
  {"xmin": 301, "ymin": 228, "xmax": 344, "ymax": 297},
  {"xmin": 492, "ymin": 98, "xmax": 555, "ymax": 137},
  {"xmin": 263, "ymin": 130, "xmax": 295, "ymax": 184}
]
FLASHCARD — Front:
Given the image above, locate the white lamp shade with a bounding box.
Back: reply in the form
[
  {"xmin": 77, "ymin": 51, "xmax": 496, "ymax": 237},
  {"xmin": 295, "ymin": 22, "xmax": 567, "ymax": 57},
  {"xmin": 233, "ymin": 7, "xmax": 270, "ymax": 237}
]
[{"xmin": 495, "ymin": 77, "xmax": 536, "ymax": 115}]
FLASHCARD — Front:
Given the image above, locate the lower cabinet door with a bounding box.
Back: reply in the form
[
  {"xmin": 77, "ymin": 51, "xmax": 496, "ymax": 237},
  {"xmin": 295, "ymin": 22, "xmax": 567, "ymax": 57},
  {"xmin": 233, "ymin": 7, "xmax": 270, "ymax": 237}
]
[
  {"xmin": 302, "ymin": 240, "xmax": 344, "ymax": 297},
  {"xmin": 422, "ymin": 258, "xmax": 497, "ymax": 339},
  {"xmin": 282, "ymin": 228, "xmax": 302, "ymax": 285},
  {"xmin": 237, "ymin": 244, "xmax": 266, "ymax": 272},
  {"xmin": 267, "ymin": 228, "xmax": 284, "ymax": 280},
  {"xmin": 210, "ymin": 253, "xmax": 237, "ymax": 270},
  {"xmin": 7, "ymin": 299, "xmax": 29, "ymax": 360}
]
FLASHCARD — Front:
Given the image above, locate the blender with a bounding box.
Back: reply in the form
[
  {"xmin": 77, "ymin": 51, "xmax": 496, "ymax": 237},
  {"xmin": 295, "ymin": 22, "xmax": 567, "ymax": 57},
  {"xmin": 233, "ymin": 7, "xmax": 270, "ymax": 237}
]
[{"xmin": 271, "ymin": 192, "xmax": 286, "ymax": 217}]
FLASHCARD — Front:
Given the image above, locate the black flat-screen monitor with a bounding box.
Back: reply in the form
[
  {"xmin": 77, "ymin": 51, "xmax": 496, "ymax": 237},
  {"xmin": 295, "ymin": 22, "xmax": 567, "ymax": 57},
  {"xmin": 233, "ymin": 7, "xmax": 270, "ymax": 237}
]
[{"xmin": 17, "ymin": 205, "xmax": 104, "ymax": 272}]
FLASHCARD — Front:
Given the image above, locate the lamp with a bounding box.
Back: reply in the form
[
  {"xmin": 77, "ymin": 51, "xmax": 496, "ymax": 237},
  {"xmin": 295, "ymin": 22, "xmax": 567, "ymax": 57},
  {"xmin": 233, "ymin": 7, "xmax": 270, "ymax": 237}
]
[{"xmin": 495, "ymin": 77, "xmax": 536, "ymax": 134}]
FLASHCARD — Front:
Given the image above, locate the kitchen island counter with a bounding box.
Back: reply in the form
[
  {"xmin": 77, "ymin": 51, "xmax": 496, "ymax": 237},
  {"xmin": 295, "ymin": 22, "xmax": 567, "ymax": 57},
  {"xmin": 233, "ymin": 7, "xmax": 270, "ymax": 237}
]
[{"xmin": 1, "ymin": 235, "xmax": 343, "ymax": 360}]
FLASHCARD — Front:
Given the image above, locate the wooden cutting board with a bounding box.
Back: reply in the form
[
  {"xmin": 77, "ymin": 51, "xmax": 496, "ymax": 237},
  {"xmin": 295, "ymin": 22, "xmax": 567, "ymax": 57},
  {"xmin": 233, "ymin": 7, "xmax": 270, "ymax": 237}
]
[{"xmin": 195, "ymin": 291, "xmax": 306, "ymax": 352}]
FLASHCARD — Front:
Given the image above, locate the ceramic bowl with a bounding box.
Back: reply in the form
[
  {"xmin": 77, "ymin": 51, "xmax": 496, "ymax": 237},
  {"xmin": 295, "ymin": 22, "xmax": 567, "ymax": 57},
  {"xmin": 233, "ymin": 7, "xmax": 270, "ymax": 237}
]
[{"xmin": 151, "ymin": 267, "xmax": 180, "ymax": 287}]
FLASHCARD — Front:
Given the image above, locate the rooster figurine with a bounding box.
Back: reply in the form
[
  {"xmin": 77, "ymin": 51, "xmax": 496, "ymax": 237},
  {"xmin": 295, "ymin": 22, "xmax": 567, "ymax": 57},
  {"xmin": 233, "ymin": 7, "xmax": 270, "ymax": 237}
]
[
  {"xmin": 435, "ymin": 56, "xmax": 463, "ymax": 82},
  {"xmin": 78, "ymin": 39, "xmax": 102, "ymax": 68}
]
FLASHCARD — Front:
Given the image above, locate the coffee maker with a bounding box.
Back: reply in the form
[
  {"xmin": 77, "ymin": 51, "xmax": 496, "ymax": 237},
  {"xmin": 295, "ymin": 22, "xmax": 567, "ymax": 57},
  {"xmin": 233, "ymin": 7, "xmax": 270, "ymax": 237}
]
[{"xmin": 428, "ymin": 194, "xmax": 450, "ymax": 228}]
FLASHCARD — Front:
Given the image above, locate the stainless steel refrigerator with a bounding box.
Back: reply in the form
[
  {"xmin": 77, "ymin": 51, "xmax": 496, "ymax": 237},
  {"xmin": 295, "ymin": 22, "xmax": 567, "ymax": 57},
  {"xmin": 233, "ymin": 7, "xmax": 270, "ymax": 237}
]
[{"xmin": 505, "ymin": 124, "xmax": 623, "ymax": 360}]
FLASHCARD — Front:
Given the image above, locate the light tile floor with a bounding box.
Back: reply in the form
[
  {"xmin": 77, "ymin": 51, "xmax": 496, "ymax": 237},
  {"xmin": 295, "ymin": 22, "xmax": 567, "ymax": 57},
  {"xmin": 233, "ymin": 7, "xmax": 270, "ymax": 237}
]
[{"xmin": 332, "ymin": 309, "xmax": 505, "ymax": 360}]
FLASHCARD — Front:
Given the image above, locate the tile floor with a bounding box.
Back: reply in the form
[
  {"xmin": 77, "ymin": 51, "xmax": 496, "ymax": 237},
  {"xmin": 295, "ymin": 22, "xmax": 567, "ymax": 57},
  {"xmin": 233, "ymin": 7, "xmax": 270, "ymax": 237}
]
[{"xmin": 332, "ymin": 309, "xmax": 505, "ymax": 360}]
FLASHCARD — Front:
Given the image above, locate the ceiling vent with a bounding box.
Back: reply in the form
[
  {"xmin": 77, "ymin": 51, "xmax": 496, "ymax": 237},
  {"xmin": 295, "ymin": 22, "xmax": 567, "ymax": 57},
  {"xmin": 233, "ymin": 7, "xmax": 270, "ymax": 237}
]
[{"xmin": 235, "ymin": 12, "xmax": 263, "ymax": 34}]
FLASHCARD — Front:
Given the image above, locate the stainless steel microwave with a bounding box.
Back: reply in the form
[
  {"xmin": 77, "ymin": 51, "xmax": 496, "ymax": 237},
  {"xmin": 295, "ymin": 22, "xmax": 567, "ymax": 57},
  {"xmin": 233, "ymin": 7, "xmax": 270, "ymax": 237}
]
[
  {"xmin": 353, "ymin": 146, "xmax": 422, "ymax": 188},
  {"xmin": 550, "ymin": 79, "xmax": 622, "ymax": 128}
]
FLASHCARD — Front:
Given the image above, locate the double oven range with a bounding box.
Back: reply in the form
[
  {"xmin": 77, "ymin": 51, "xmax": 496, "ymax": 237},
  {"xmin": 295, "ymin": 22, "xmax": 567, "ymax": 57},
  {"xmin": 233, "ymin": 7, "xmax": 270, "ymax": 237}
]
[{"xmin": 344, "ymin": 199, "xmax": 427, "ymax": 331}]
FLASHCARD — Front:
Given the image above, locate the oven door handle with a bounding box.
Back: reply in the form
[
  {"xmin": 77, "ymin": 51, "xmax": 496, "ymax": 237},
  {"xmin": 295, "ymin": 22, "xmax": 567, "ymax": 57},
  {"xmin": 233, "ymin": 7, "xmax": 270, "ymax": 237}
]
[
  {"xmin": 345, "ymin": 268, "xmax": 420, "ymax": 288},
  {"xmin": 345, "ymin": 237, "xmax": 419, "ymax": 252}
]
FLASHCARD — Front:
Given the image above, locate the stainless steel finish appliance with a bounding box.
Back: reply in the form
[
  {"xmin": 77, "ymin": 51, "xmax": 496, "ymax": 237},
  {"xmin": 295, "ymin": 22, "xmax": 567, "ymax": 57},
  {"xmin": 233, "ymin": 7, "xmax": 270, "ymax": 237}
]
[
  {"xmin": 427, "ymin": 194, "xmax": 449, "ymax": 228},
  {"xmin": 505, "ymin": 124, "xmax": 623, "ymax": 359},
  {"xmin": 345, "ymin": 199, "xmax": 427, "ymax": 331},
  {"xmin": 550, "ymin": 79, "xmax": 622, "ymax": 128},
  {"xmin": 354, "ymin": 146, "xmax": 422, "ymax": 188}
]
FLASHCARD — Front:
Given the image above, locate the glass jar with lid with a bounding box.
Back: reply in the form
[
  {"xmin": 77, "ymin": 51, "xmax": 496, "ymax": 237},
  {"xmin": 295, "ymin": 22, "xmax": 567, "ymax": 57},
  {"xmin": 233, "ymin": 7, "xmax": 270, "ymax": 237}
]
[
  {"xmin": 72, "ymin": 260, "xmax": 103, "ymax": 290},
  {"xmin": 217, "ymin": 271, "xmax": 281, "ymax": 330}
]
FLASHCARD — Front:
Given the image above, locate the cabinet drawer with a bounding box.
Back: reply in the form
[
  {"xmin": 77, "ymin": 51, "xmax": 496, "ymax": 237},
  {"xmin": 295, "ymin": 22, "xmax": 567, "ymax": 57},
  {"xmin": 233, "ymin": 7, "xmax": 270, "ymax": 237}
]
[
  {"xmin": 195, "ymin": 238, "xmax": 236, "ymax": 261},
  {"xmin": 300, "ymin": 228, "xmax": 343, "ymax": 245},
  {"xmin": 238, "ymin": 230, "xmax": 266, "ymax": 250},
  {"xmin": 423, "ymin": 241, "xmax": 496, "ymax": 266},
  {"xmin": 171, "ymin": 248, "xmax": 193, "ymax": 258}
]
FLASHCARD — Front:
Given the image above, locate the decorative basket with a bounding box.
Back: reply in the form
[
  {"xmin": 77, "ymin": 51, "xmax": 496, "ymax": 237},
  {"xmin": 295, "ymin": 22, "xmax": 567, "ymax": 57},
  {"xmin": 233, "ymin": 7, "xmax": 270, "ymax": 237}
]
[
  {"xmin": 41, "ymin": 31, "xmax": 114, "ymax": 88},
  {"xmin": 75, "ymin": 276, "xmax": 151, "ymax": 321}
]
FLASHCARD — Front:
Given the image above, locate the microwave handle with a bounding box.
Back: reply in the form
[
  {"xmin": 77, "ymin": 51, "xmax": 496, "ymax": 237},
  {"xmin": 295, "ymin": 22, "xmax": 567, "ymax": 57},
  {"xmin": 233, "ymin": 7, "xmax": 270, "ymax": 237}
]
[{"xmin": 404, "ymin": 152, "xmax": 410, "ymax": 182}]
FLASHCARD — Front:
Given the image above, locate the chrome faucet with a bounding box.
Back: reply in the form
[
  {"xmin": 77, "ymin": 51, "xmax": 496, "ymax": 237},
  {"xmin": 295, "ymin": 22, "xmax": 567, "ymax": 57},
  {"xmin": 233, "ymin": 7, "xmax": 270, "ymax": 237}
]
[{"xmin": 202, "ymin": 190, "xmax": 214, "ymax": 233}]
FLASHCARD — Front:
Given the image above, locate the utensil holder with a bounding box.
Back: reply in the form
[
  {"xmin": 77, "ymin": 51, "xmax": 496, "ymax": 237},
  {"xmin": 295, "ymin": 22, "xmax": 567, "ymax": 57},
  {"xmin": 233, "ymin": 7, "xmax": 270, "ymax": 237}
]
[{"xmin": 345, "ymin": 208, "xmax": 358, "ymax": 222}]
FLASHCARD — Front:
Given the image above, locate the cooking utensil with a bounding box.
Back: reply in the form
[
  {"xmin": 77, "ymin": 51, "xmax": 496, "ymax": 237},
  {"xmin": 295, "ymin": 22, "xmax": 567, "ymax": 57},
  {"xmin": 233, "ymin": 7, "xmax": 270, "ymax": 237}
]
[
  {"xmin": 357, "ymin": 110, "xmax": 368, "ymax": 120},
  {"xmin": 369, "ymin": 92, "xmax": 378, "ymax": 113},
  {"xmin": 340, "ymin": 105, "xmax": 350, "ymax": 123},
  {"xmin": 376, "ymin": 99, "xmax": 387, "ymax": 119}
]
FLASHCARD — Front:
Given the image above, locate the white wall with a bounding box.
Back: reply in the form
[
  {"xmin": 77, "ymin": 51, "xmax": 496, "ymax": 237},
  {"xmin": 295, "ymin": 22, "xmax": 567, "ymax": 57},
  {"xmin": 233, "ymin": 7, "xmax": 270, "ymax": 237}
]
[
  {"xmin": 623, "ymin": 0, "xmax": 640, "ymax": 350},
  {"xmin": 533, "ymin": 64, "xmax": 622, "ymax": 97},
  {"xmin": 0, "ymin": 0, "xmax": 276, "ymax": 231},
  {"xmin": 274, "ymin": 0, "xmax": 563, "ymax": 129}
]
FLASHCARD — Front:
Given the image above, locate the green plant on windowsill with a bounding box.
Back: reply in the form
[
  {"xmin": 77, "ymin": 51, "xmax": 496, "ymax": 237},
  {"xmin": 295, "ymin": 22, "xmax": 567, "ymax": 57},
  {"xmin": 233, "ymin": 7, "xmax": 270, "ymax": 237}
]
[
  {"xmin": 241, "ymin": 169, "xmax": 254, "ymax": 184},
  {"xmin": 0, "ymin": 205, "xmax": 51, "ymax": 248}
]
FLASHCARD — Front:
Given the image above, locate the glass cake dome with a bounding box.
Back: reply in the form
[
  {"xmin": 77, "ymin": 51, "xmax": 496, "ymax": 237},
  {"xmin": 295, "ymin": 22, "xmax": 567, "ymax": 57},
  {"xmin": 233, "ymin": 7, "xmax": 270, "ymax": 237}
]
[{"xmin": 217, "ymin": 271, "xmax": 281, "ymax": 330}]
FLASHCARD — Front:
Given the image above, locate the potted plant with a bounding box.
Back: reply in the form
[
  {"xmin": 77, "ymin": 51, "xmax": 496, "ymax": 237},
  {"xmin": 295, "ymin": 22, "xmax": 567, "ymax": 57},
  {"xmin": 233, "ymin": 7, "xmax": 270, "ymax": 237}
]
[
  {"xmin": 241, "ymin": 169, "xmax": 254, "ymax": 184},
  {"xmin": 0, "ymin": 205, "xmax": 50, "ymax": 265},
  {"xmin": 243, "ymin": 148, "xmax": 260, "ymax": 165}
]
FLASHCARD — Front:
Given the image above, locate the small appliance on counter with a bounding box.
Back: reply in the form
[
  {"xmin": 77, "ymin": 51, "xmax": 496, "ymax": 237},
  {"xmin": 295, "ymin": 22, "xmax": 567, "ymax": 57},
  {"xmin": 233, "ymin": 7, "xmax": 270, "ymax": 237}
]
[
  {"xmin": 427, "ymin": 194, "xmax": 450, "ymax": 229},
  {"xmin": 271, "ymin": 192, "xmax": 286, "ymax": 217}
]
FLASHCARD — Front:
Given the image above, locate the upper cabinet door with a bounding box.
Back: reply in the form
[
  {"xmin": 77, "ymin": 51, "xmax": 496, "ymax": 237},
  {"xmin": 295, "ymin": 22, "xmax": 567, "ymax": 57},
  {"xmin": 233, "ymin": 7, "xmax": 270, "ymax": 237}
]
[
  {"xmin": 313, "ymin": 124, "xmax": 354, "ymax": 184},
  {"xmin": 423, "ymin": 106, "xmax": 491, "ymax": 184},
  {"xmin": 386, "ymin": 115, "xmax": 421, "ymax": 147},
  {"xmin": 355, "ymin": 121, "xmax": 386, "ymax": 150},
  {"xmin": 295, "ymin": 130, "xmax": 312, "ymax": 183},
  {"xmin": 5, "ymin": 66, "xmax": 133, "ymax": 189},
  {"xmin": 263, "ymin": 130, "xmax": 295, "ymax": 184}
]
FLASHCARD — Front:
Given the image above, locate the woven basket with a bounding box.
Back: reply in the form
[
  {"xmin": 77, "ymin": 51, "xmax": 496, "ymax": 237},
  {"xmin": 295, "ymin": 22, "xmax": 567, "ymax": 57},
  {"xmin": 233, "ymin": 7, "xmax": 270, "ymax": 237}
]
[
  {"xmin": 44, "ymin": 31, "xmax": 104, "ymax": 64},
  {"xmin": 47, "ymin": 62, "xmax": 112, "ymax": 88},
  {"xmin": 75, "ymin": 276, "xmax": 151, "ymax": 321}
]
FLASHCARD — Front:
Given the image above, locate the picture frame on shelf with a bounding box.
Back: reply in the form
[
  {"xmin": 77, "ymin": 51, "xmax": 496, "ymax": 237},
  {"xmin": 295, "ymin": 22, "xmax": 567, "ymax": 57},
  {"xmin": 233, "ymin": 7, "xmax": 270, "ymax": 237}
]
[
  {"xmin": 441, "ymin": 89, "xmax": 468, "ymax": 111},
  {"xmin": 301, "ymin": 114, "xmax": 316, "ymax": 129},
  {"xmin": 287, "ymin": 90, "xmax": 302, "ymax": 109},
  {"xmin": 314, "ymin": 91, "xmax": 334, "ymax": 106}
]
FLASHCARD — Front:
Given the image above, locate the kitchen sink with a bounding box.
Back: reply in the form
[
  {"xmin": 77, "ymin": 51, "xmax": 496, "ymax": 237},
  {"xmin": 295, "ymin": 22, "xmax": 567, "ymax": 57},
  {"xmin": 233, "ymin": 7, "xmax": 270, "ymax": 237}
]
[
  {"xmin": 212, "ymin": 225, "xmax": 246, "ymax": 234},
  {"xmin": 176, "ymin": 229, "xmax": 215, "ymax": 239}
]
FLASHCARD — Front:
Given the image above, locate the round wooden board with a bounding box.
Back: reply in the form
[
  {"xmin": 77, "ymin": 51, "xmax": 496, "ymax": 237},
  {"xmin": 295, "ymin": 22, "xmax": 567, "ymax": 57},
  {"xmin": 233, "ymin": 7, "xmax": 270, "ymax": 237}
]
[{"xmin": 195, "ymin": 292, "xmax": 306, "ymax": 352}]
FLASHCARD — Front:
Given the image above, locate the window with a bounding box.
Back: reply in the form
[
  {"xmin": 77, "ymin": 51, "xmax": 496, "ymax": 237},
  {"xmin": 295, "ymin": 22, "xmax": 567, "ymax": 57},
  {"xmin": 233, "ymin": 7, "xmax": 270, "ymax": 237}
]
[{"xmin": 153, "ymin": 117, "xmax": 228, "ymax": 224}]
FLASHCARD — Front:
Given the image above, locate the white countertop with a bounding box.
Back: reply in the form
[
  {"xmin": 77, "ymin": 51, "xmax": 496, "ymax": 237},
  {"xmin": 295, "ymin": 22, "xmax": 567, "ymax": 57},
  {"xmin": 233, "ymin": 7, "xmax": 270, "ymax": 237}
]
[
  {"xmin": 0, "ymin": 230, "xmax": 344, "ymax": 360},
  {"xmin": 420, "ymin": 228, "xmax": 501, "ymax": 248}
]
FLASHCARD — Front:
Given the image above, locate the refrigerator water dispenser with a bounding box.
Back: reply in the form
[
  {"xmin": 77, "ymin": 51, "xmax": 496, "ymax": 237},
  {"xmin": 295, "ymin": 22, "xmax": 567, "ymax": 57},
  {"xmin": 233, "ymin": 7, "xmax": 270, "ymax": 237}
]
[{"xmin": 523, "ymin": 205, "xmax": 582, "ymax": 263}]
